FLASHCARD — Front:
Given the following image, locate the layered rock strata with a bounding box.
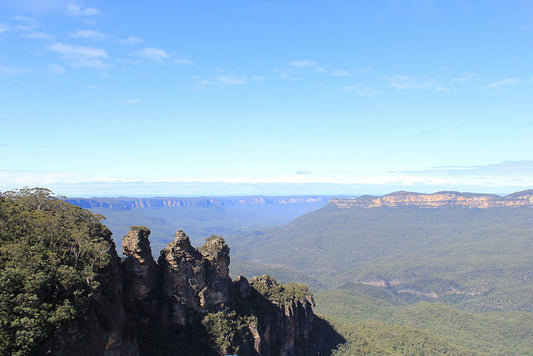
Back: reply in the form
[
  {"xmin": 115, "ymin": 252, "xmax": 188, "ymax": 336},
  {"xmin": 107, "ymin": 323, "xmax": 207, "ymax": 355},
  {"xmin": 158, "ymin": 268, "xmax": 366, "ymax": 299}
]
[
  {"xmin": 120, "ymin": 227, "xmax": 340, "ymax": 355},
  {"xmin": 331, "ymin": 190, "xmax": 533, "ymax": 209}
]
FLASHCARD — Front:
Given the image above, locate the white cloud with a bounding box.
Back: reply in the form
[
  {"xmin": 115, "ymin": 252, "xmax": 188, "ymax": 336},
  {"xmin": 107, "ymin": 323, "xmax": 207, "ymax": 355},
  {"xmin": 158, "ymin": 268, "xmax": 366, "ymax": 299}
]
[
  {"xmin": 331, "ymin": 69, "xmax": 351, "ymax": 77},
  {"xmin": 47, "ymin": 42, "xmax": 109, "ymax": 68},
  {"xmin": 393, "ymin": 161, "xmax": 533, "ymax": 188},
  {"xmin": 0, "ymin": 22, "xmax": 10, "ymax": 35},
  {"xmin": 48, "ymin": 63, "xmax": 64, "ymax": 74},
  {"xmin": 118, "ymin": 98, "xmax": 141, "ymax": 105},
  {"xmin": 22, "ymin": 31, "xmax": 54, "ymax": 39},
  {"xmin": 216, "ymin": 75, "xmax": 246, "ymax": 85},
  {"xmin": 195, "ymin": 79, "xmax": 212, "ymax": 88},
  {"xmin": 488, "ymin": 78, "xmax": 523, "ymax": 88},
  {"xmin": 11, "ymin": 16, "xmax": 40, "ymax": 31},
  {"xmin": 450, "ymin": 72, "xmax": 476, "ymax": 84},
  {"xmin": 133, "ymin": 47, "xmax": 169, "ymax": 63},
  {"xmin": 70, "ymin": 29, "xmax": 107, "ymax": 40},
  {"xmin": 286, "ymin": 59, "xmax": 356, "ymax": 78},
  {"xmin": 66, "ymin": 3, "xmax": 101, "ymax": 17},
  {"xmin": 288, "ymin": 59, "xmax": 317, "ymax": 67},
  {"xmin": 120, "ymin": 36, "xmax": 143, "ymax": 44},
  {"xmin": 174, "ymin": 58, "xmax": 194, "ymax": 65},
  {"xmin": 387, "ymin": 74, "xmax": 449, "ymax": 92},
  {"xmin": 344, "ymin": 84, "xmax": 379, "ymax": 96},
  {"xmin": 0, "ymin": 64, "xmax": 29, "ymax": 77}
]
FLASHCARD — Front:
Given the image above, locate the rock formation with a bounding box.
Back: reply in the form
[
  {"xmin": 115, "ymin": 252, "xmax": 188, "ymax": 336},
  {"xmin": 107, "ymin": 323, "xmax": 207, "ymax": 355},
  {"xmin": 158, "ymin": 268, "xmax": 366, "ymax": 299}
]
[
  {"xmin": 122, "ymin": 226, "xmax": 159, "ymax": 301},
  {"xmin": 331, "ymin": 189, "xmax": 533, "ymax": 209},
  {"xmin": 120, "ymin": 227, "xmax": 342, "ymax": 355}
]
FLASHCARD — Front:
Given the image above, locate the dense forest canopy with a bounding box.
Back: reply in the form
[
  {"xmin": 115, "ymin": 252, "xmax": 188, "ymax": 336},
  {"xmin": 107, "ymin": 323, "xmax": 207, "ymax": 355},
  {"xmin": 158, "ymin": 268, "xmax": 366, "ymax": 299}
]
[{"xmin": 0, "ymin": 188, "xmax": 115, "ymax": 355}]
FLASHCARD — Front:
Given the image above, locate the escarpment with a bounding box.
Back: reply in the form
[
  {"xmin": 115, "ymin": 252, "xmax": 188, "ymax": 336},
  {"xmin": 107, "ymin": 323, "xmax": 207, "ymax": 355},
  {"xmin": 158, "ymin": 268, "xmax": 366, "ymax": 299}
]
[
  {"xmin": 0, "ymin": 189, "xmax": 340, "ymax": 355},
  {"xmin": 120, "ymin": 227, "xmax": 342, "ymax": 355},
  {"xmin": 331, "ymin": 189, "xmax": 533, "ymax": 209}
]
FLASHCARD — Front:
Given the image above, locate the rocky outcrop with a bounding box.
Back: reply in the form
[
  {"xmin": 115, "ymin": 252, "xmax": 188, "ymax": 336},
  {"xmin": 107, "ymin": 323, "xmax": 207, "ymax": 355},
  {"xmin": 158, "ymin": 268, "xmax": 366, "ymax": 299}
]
[
  {"xmin": 331, "ymin": 190, "xmax": 533, "ymax": 209},
  {"xmin": 120, "ymin": 227, "xmax": 342, "ymax": 355},
  {"xmin": 156, "ymin": 230, "xmax": 232, "ymax": 325},
  {"xmin": 244, "ymin": 275, "xmax": 320, "ymax": 356},
  {"xmin": 122, "ymin": 226, "xmax": 159, "ymax": 301}
]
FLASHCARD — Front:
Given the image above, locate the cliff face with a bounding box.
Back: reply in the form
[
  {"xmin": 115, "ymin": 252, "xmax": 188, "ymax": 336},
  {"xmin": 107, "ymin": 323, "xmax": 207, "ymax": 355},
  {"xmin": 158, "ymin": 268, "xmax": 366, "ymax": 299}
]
[
  {"xmin": 67, "ymin": 196, "xmax": 328, "ymax": 209},
  {"xmin": 331, "ymin": 190, "xmax": 533, "ymax": 209},
  {"xmin": 43, "ymin": 238, "xmax": 139, "ymax": 356},
  {"xmin": 121, "ymin": 227, "xmax": 340, "ymax": 356}
]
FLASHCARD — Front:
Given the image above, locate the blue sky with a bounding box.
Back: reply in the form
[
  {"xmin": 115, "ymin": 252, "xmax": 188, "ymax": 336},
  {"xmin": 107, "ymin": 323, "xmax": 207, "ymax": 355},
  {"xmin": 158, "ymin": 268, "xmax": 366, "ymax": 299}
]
[{"xmin": 0, "ymin": 0, "xmax": 532, "ymax": 197}]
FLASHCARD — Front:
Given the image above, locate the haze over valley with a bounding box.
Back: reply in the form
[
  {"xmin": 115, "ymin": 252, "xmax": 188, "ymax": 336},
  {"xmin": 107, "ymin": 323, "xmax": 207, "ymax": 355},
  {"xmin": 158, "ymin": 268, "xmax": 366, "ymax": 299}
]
[{"xmin": 1, "ymin": 0, "xmax": 532, "ymax": 354}]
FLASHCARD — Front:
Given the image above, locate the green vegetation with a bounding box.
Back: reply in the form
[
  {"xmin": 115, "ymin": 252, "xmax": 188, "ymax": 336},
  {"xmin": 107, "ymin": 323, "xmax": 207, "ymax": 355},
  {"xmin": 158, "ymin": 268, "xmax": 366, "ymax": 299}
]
[
  {"xmin": 201, "ymin": 311, "xmax": 257, "ymax": 355},
  {"xmin": 0, "ymin": 188, "xmax": 114, "ymax": 355},
  {"xmin": 230, "ymin": 205, "xmax": 533, "ymax": 311},
  {"xmin": 227, "ymin": 203, "xmax": 533, "ymax": 354},
  {"xmin": 314, "ymin": 284, "xmax": 533, "ymax": 355},
  {"xmin": 198, "ymin": 235, "xmax": 230, "ymax": 256},
  {"xmin": 330, "ymin": 319, "xmax": 477, "ymax": 355},
  {"xmin": 250, "ymin": 275, "xmax": 312, "ymax": 304}
]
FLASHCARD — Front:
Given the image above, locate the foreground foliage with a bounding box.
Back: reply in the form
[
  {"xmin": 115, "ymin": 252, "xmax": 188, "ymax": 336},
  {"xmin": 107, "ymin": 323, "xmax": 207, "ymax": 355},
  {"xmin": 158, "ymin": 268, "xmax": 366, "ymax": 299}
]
[{"xmin": 0, "ymin": 188, "xmax": 113, "ymax": 355}]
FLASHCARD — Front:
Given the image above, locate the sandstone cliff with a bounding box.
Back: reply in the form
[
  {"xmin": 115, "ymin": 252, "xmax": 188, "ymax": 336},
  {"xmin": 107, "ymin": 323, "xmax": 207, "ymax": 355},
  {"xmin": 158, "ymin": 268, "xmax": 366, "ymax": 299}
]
[
  {"xmin": 121, "ymin": 227, "xmax": 341, "ymax": 355},
  {"xmin": 331, "ymin": 189, "xmax": 533, "ymax": 209},
  {"xmin": 67, "ymin": 196, "xmax": 329, "ymax": 209}
]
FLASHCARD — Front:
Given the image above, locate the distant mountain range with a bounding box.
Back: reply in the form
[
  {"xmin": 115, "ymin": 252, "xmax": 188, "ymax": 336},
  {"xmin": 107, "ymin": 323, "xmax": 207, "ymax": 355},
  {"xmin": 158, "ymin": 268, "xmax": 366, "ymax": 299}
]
[
  {"xmin": 66, "ymin": 196, "xmax": 330, "ymax": 209},
  {"xmin": 331, "ymin": 189, "xmax": 533, "ymax": 208},
  {"xmin": 66, "ymin": 195, "xmax": 332, "ymax": 254}
]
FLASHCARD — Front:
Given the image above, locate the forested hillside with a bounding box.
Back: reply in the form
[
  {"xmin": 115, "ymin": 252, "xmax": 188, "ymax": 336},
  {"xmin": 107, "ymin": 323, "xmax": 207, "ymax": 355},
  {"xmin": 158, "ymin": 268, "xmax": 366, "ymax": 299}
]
[
  {"xmin": 0, "ymin": 188, "xmax": 343, "ymax": 355},
  {"xmin": 226, "ymin": 191, "xmax": 533, "ymax": 354}
]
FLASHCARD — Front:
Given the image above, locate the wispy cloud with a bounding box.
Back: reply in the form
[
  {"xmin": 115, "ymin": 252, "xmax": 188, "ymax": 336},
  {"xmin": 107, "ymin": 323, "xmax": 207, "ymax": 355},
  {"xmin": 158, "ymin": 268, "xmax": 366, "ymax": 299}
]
[
  {"xmin": 70, "ymin": 29, "xmax": 107, "ymax": 40},
  {"xmin": 386, "ymin": 74, "xmax": 449, "ymax": 92},
  {"xmin": 11, "ymin": 16, "xmax": 40, "ymax": 31},
  {"xmin": 133, "ymin": 47, "xmax": 169, "ymax": 63},
  {"xmin": 330, "ymin": 69, "xmax": 351, "ymax": 77},
  {"xmin": 174, "ymin": 58, "xmax": 194, "ymax": 65},
  {"xmin": 120, "ymin": 36, "xmax": 143, "ymax": 44},
  {"xmin": 47, "ymin": 42, "xmax": 109, "ymax": 68},
  {"xmin": 48, "ymin": 63, "xmax": 65, "ymax": 74},
  {"xmin": 216, "ymin": 75, "xmax": 246, "ymax": 85},
  {"xmin": 195, "ymin": 79, "xmax": 212, "ymax": 88},
  {"xmin": 0, "ymin": 22, "xmax": 10, "ymax": 35},
  {"xmin": 395, "ymin": 161, "xmax": 533, "ymax": 187},
  {"xmin": 288, "ymin": 59, "xmax": 317, "ymax": 67},
  {"xmin": 450, "ymin": 72, "xmax": 476, "ymax": 84},
  {"xmin": 488, "ymin": 78, "xmax": 523, "ymax": 88},
  {"xmin": 118, "ymin": 98, "xmax": 141, "ymax": 105},
  {"xmin": 195, "ymin": 74, "xmax": 248, "ymax": 88},
  {"xmin": 286, "ymin": 59, "xmax": 360, "ymax": 78},
  {"xmin": 8, "ymin": 16, "xmax": 54, "ymax": 39},
  {"xmin": 0, "ymin": 64, "xmax": 29, "ymax": 77},
  {"xmin": 344, "ymin": 84, "xmax": 379, "ymax": 96},
  {"xmin": 66, "ymin": 3, "xmax": 101, "ymax": 17},
  {"xmin": 22, "ymin": 31, "xmax": 54, "ymax": 39}
]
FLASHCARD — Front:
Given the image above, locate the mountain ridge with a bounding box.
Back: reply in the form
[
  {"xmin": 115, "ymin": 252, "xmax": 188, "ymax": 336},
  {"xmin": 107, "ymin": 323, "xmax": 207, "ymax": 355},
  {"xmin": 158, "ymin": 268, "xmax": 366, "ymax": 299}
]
[
  {"xmin": 66, "ymin": 196, "xmax": 331, "ymax": 210},
  {"xmin": 331, "ymin": 190, "xmax": 533, "ymax": 209}
]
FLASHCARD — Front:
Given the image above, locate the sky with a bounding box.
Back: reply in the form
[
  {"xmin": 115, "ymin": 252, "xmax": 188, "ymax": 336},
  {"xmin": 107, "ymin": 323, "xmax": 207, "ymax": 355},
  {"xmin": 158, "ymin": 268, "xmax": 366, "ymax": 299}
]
[{"xmin": 0, "ymin": 0, "xmax": 532, "ymax": 197}]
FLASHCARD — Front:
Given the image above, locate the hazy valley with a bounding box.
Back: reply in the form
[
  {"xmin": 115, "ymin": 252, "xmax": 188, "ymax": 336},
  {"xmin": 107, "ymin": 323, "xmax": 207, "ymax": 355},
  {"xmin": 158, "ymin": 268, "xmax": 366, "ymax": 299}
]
[{"xmin": 60, "ymin": 190, "xmax": 533, "ymax": 354}]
